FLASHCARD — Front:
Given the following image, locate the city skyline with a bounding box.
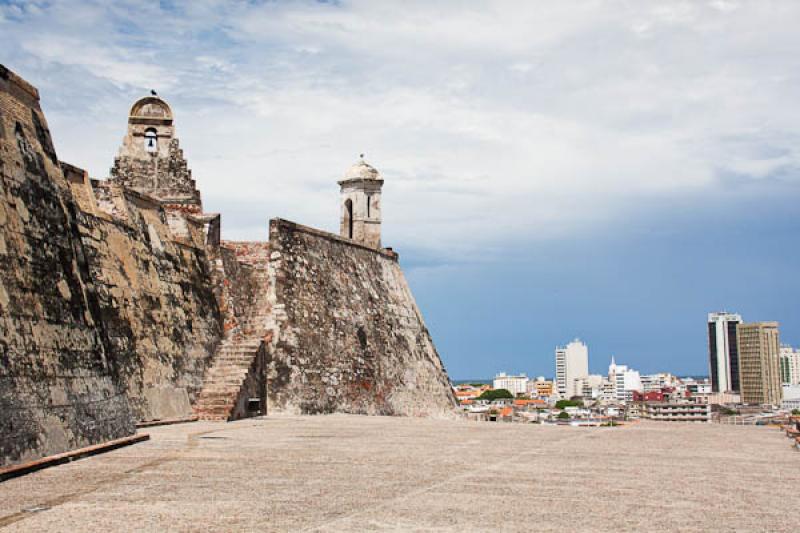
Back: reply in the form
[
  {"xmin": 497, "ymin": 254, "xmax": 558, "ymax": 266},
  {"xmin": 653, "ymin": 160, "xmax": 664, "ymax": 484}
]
[{"xmin": 462, "ymin": 313, "xmax": 794, "ymax": 382}]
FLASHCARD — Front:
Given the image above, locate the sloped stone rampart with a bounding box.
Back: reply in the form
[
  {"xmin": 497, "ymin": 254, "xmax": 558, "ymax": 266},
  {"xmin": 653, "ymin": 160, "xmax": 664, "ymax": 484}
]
[
  {"xmin": 266, "ymin": 219, "xmax": 457, "ymax": 416},
  {"xmin": 0, "ymin": 65, "xmax": 134, "ymax": 467}
]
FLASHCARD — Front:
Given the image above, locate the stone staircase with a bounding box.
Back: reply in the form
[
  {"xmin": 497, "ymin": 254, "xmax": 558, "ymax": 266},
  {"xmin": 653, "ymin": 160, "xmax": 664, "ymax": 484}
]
[
  {"xmin": 194, "ymin": 242, "xmax": 273, "ymax": 421},
  {"xmin": 193, "ymin": 338, "xmax": 268, "ymax": 421}
]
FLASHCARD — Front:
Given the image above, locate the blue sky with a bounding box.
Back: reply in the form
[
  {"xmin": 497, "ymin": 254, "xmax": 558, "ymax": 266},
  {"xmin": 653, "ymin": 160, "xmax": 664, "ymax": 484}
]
[{"xmin": 2, "ymin": 0, "xmax": 798, "ymax": 378}]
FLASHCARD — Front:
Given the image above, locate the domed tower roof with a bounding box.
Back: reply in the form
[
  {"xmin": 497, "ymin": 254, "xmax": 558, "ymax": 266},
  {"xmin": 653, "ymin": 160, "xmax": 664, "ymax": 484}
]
[
  {"xmin": 128, "ymin": 95, "xmax": 173, "ymax": 125},
  {"xmin": 342, "ymin": 155, "xmax": 382, "ymax": 181}
]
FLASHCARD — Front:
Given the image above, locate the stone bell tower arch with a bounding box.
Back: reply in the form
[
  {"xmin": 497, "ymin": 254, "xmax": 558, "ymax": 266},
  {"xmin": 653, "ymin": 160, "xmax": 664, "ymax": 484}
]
[
  {"xmin": 110, "ymin": 94, "xmax": 202, "ymax": 213},
  {"xmin": 338, "ymin": 155, "xmax": 384, "ymax": 248}
]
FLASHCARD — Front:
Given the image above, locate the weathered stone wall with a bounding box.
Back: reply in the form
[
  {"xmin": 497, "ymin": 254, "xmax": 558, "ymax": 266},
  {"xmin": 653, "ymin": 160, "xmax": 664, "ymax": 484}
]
[
  {"xmin": 212, "ymin": 244, "xmax": 263, "ymax": 340},
  {"xmin": 266, "ymin": 219, "xmax": 457, "ymax": 416},
  {"xmin": 218, "ymin": 241, "xmax": 272, "ymax": 338},
  {"xmin": 0, "ymin": 65, "xmax": 134, "ymax": 467},
  {"xmin": 74, "ymin": 185, "xmax": 223, "ymax": 421}
]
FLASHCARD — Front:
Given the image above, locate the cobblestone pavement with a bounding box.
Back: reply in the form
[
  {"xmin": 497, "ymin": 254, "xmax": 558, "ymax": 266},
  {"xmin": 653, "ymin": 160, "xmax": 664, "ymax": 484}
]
[{"xmin": 1, "ymin": 416, "xmax": 797, "ymax": 532}]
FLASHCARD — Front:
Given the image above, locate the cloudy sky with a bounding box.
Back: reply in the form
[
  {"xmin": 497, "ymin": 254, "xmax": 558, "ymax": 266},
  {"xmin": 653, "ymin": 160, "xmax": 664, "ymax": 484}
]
[{"xmin": 2, "ymin": 0, "xmax": 798, "ymax": 379}]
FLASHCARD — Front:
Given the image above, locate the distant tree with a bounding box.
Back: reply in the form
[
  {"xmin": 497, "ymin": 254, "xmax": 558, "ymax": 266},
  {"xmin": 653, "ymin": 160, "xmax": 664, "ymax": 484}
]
[
  {"xmin": 720, "ymin": 407, "xmax": 739, "ymax": 416},
  {"xmin": 557, "ymin": 411, "xmax": 571, "ymax": 420},
  {"xmin": 555, "ymin": 399, "xmax": 583, "ymax": 409},
  {"xmin": 478, "ymin": 388, "xmax": 514, "ymax": 401},
  {"xmin": 792, "ymin": 409, "xmax": 800, "ymax": 416}
]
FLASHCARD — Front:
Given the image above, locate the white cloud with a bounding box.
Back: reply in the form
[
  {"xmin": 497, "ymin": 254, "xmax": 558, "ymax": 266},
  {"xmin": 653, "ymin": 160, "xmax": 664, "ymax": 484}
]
[{"xmin": 1, "ymin": 0, "xmax": 799, "ymax": 256}]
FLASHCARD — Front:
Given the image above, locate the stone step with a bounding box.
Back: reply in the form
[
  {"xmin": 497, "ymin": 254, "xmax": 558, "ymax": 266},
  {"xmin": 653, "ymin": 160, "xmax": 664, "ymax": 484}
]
[
  {"xmin": 213, "ymin": 352, "xmax": 258, "ymax": 359},
  {"xmin": 195, "ymin": 406, "xmax": 234, "ymax": 412},
  {"xmin": 195, "ymin": 414, "xmax": 227, "ymax": 419},
  {"xmin": 203, "ymin": 381, "xmax": 246, "ymax": 388},
  {"xmin": 194, "ymin": 334, "xmax": 266, "ymax": 422},
  {"xmin": 197, "ymin": 388, "xmax": 240, "ymax": 394},
  {"xmin": 207, "ymin": 366, "xmax": 253, "ymax": 372},
  {"xmin": 199, "ymin": 385, "xmax": 242, "ymax": 392},
  {"xmin": 194, "ymin": 401, "xmax": 235, "ymax": 409},
  {"xmin": 206, "ymin": 369, "xmax": 249, "ymax": 375},
  {"xmin": 195, "ymin": 403, "xmax": 235, "ymax": 410},
  {"xmin": 205, "ymin": 371, "xmax": 249, "ymax": 377},
  {"xmin": 205, "ymin": 372, "xmax": 248, "ymax": 378}
]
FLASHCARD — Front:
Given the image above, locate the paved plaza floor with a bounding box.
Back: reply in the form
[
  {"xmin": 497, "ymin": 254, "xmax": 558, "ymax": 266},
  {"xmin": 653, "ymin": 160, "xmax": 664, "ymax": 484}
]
[{"xmin": 1, "ymin": 415, "xmax": 797, "ymax": 532}]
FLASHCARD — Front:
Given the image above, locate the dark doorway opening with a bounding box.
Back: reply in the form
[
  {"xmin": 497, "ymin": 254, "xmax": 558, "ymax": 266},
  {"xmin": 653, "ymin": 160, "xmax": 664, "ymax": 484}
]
[{"xmin": 345, "ymin": 199, "xmax": 353, "ymax": 239}]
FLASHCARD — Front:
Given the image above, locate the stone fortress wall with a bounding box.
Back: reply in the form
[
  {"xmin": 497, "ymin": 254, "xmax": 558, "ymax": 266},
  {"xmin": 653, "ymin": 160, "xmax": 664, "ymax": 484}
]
[
  {"xmin": 0, "ymin": 66, "xmax": 135, "ymax": 466},
  {"xmin": 267, "ymin": 219, "xmax": 456, "ymax": 416},
  {"xmin": 66, "ymin": 169, "xmax": 224, "ymax": 422},
  {"xmin": 0, "ymin": 64, "xmax": 456, "ymax": 468}
]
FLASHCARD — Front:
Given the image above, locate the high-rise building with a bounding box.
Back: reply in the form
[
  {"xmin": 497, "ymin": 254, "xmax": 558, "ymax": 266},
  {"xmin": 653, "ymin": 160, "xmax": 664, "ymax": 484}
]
[
  {"xmin": 555, "ymin": 339, "xmax": 589, "ymax": 398},
  {"xmin": 708, "ymin": 312, "xmax": 742, "ymax": 393},
  {"xmin": 779, "ymin": 345, "xmax": 800, "ymax": 385},
  {"xmin": 737, "ymin": 322, "xmax": 782, "ymax": 405}
]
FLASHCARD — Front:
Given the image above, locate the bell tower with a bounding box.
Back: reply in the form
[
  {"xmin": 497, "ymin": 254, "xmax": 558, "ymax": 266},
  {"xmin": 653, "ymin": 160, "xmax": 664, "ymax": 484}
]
[
  {"xmin": 338, "ymin": 155, "xmax": 384, "ymax": 248},
  {"xmin": 110, "ymin": 94, "xmax": 202, "ymax": 213}
]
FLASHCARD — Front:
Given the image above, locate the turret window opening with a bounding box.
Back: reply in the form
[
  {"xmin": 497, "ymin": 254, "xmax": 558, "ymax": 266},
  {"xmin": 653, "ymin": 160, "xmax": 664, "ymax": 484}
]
[
  {"xmin": 366, "ymin": 195, "xmax": 371, "ymax": 218},
  {"xmin": 144, "ymin": 128, "xmax": 157, "ymax": 152}
]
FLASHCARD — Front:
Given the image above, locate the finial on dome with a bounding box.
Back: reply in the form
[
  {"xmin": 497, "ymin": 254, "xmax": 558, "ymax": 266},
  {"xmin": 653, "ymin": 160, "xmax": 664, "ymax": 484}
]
[{"xmin": 342, "ymin": 156, "xmax": 382, "ymax": 181}]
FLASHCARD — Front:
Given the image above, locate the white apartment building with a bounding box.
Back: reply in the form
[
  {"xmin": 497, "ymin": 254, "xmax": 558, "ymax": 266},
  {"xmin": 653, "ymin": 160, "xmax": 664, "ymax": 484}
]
[
  {"xmin": 555, "ymin": 339, "xmax": 589, "ymax": 399},
  {"xmin": 641, "ymin": 373, "xmax": 679, "ymax": 392},
  {"xmin": 683, "ymin": 379, "xmax": 712, "ymax": 395},
  {"xmin": 526, "ymin": 376, "xmax": 554, "ymax": 397},
  {"xmin": 642, "ymin": 402, "xmax": 711, "ymax": 423},
  {"xmin": 705, "ymin": 391, "xmax": 740, "ymax": 405},
  {"xmin": 608, "ymin": 357, "xmax": 642, "ymax": 403},
  {"xmin": 780, "ymin": 345, "xmax": 800, "ymax": 385},
  {"xmin": 493, "ymin": 372, "xmax": 528, "ymax": 396},
  {"xmin": 781, "ymin": 384, "xmax": 800, "ymax": 408},
  {"xmin": 708, "ymin": 312, "xmax": 743, "ymax": 393},
  {"xmin": 601, "ymin": 379, "xmax": 617, "ymax": 403},
  {"xmin": 782, "ymin": 385, "xmax": 800, "ymax": 410},
  {"xmin": 577, "ymin": 374, "xmax": 604, "ymax": 399}
]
